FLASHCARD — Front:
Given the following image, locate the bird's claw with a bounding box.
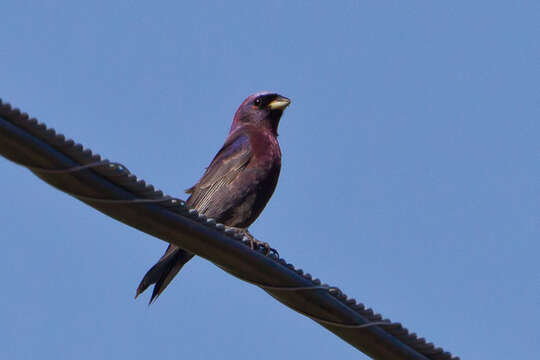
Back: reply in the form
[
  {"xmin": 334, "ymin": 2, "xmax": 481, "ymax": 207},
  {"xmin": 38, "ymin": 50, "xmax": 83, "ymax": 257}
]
[
  {"xmin": 250, "ymin": 239, "xmax": 279, "ymax": 258},
  {"xmin": 228, "ymin": 227, "xmax": 279, "ymax": 258}
]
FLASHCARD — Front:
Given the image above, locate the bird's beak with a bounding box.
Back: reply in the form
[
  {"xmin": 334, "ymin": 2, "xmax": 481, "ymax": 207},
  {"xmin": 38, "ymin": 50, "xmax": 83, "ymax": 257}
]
[{"xmin": 268, "ymin": 96, "xmax": 291, "ymax": 110}]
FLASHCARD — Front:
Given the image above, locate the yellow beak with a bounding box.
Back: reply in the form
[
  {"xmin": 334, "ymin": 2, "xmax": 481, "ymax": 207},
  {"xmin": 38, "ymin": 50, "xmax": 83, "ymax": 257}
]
[{"xmin": 268, "ymin": 96, "xmax": 291, "ymax": 110}]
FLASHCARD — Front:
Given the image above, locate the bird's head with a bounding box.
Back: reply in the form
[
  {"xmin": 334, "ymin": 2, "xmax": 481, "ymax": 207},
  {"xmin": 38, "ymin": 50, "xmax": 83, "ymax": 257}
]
[{"xmin": 230, "ymin": 92, "xmax": 291, "ymax": 136}]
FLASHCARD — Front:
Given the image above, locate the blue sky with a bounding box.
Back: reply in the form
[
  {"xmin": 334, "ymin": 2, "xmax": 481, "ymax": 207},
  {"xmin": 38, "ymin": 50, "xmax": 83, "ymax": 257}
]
[{"xmin": 1, "ymin": 1, "xmax": 538, "ymax": 359}]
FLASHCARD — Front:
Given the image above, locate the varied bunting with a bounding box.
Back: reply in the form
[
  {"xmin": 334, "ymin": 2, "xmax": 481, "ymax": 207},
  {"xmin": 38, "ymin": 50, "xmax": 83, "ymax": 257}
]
[{"xmin": 135, "ymin": 92, "xmax": 290, "ymax": 303}]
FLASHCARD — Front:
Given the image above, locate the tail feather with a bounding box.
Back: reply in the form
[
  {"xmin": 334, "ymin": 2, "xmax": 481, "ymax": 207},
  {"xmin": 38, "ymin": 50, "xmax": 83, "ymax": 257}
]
[{"xmin": 136, "ymin": 245, "xmax": 194, "ymax": 304}]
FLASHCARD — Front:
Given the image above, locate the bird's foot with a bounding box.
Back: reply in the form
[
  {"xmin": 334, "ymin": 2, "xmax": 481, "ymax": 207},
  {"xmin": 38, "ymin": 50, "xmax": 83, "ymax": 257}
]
[{"xmin": 227, "ymin": 227, "xmax": 279, "ymax": 258}]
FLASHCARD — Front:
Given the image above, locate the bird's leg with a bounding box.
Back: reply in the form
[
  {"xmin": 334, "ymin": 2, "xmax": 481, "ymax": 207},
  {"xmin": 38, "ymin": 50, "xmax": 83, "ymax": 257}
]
[
  {"xmin": 226, "ymin": 227, "xmax": 279, "ymax": 258},
  {"xmin": 237, "ymin": 228, "xmax": 268, "ymax": 253}
]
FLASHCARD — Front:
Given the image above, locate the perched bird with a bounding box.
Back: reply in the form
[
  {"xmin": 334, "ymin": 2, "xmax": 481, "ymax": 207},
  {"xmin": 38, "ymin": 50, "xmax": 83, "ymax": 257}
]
[{"xmin": 135, "ymin": 92, "xmax": 291, "ymax": 304}]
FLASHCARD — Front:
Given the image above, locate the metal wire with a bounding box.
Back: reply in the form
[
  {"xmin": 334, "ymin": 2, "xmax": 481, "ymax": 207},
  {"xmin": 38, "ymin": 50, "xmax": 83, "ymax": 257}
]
[
  {"xmin": 25, "ymin": 160, "xmax": 131, "ymax": 174},
  {"xmin": 13, "ymin": 159, "xmax": 181, "ymax": 204},
  {"xmin": 0, "ymin": 98, "xmax": 459, "ymax": 360},
  {"xmin": 15, "ymin": 157, "xmax": 404, "ymax": 331},
  {"xmin": 216, "ymin": 264, "xmax": 400, "ymax": 330}
]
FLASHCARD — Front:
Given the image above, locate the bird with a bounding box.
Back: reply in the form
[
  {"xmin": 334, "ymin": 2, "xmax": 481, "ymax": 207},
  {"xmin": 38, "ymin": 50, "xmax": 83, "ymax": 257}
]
[{"xmin": 135, "ymin": 91, "xmax": 291, "ymax": 304}]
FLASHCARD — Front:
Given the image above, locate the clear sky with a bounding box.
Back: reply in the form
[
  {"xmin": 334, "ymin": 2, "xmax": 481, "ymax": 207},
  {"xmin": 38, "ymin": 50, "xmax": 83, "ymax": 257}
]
[{"xmin": 1, "ymin": 1, "xmax": 538, "ymax": 359}]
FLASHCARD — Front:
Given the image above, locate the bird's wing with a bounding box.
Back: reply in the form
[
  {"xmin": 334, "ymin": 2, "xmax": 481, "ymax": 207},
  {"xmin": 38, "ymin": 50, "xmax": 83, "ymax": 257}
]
[{"xmin": 185, "ymin": 133, "xmax": 252, "ymax": 213}]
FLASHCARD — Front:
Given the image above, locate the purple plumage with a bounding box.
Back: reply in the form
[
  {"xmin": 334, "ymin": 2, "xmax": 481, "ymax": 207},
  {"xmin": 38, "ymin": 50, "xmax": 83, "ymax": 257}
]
[{"xmin": 136, "ymin": 92, "xmax": 290, "ymax": 303}]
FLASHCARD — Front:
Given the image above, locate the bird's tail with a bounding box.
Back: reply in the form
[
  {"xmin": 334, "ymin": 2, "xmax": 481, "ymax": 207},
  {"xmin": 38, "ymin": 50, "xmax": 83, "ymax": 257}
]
[{"xmin": 135, "ymin": 245, "xmax": 194, "ymax": 304}]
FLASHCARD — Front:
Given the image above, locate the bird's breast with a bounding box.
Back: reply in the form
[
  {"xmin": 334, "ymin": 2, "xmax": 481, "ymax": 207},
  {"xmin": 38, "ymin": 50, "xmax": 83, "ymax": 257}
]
[{"xmin": 248, "ymin": 130, "xmax": 281, "ymax": 170}]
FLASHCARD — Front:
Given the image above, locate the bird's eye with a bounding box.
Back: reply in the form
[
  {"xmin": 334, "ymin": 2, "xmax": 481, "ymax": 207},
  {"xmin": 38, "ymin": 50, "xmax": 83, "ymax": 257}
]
[{"xmin": 254, "ymin": 97, "xmax": 262, "ymax": 106}]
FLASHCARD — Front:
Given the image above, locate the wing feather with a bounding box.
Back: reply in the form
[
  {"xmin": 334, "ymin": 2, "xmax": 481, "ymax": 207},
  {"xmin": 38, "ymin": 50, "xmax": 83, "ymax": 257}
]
[{"xmin": 185, "ymin": 133, "xmax": 252, "ymax": 214}]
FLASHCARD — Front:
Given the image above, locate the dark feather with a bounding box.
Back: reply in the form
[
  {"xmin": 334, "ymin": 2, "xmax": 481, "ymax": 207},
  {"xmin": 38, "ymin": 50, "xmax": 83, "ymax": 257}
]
[
  {"xmin": 185, "ymin": 133, "xmax": 252, "ymax": 217},
  {"xmin": 135, "ymin": 245, "xmax": 193, "ymax": 304},
  {"xmin": 136, "ymin": 92, "xmax": 288, "ymax": 302}
]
